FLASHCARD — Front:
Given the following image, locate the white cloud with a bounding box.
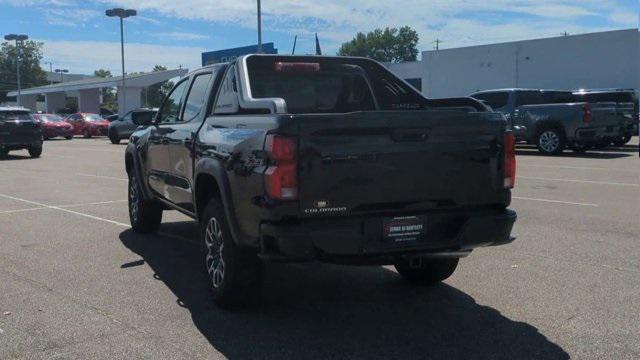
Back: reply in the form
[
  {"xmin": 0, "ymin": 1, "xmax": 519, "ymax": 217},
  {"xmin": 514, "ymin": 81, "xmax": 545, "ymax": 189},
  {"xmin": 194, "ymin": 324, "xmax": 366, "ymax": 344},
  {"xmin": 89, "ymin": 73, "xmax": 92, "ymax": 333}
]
[
  {"xmin": 96, "ymin": 0, "xmax": 633, "ymax": 52},
  {"xmin": 155, "ymin": 32, "xmax": 210, "ymax": 41},
  {"xmin": 40, "ymin": 40, "xmax": 204, "ymax": 75},
  {"xmin": 609, "ymin": 10, "xmax": 638, "ymax": 27}
]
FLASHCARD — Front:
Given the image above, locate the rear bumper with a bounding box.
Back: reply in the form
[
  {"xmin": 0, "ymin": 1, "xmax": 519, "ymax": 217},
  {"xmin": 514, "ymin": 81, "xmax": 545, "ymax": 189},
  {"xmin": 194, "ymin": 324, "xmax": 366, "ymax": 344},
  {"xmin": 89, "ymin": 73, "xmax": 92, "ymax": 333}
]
[
  {"xmin": 0, "ymin": 134, "xmax": 42, "ymax": 148},
  {"xmin": 574, "ymin": 125, "xmax": 625, "ymax": 144},
  {"xmin": 259, "ymin": 208, "xmax": 517, "ymax": 264},
  {"xmin": 44, "ymin": 127, "xmax": 73, "ymax": 138}
]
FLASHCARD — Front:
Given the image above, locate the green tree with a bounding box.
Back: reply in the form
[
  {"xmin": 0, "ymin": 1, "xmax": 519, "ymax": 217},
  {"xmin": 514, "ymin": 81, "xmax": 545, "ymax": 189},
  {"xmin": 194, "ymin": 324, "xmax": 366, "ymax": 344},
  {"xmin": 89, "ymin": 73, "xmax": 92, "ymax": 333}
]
[
  {"xmin": 0, "ymin": 40, "xmax": 48, "ymax": 102},
  {"xmin": 144, "ymin": 65, "xmax": 174, "ymax": 108},
  {"xmin": 337, "ymin": 26, "xmax": 419, "ymax": 63},
  {"xmin": 94, "ymin": 69, "xmax": 112, "ymax": 78},
  {"xmin": 94, "ymin": 69, "xmax": 117, "ymax": 112}
]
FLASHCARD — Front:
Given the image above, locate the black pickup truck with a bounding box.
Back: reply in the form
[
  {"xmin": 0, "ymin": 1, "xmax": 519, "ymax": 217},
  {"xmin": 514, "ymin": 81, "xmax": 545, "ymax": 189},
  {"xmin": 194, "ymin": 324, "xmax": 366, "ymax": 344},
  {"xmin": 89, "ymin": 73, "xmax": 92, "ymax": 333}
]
[{"xmin": 125, "ymin": 55, "xmax": 517, "ymax": 307}]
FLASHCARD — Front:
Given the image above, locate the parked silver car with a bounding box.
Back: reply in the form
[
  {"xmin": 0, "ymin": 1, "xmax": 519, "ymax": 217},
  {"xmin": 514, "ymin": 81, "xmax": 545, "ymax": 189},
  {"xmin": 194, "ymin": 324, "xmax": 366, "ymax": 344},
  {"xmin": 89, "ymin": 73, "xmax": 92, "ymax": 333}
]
[{"xmin": 107, "ymin": 108, "xmax": 158, "ymax": 144}]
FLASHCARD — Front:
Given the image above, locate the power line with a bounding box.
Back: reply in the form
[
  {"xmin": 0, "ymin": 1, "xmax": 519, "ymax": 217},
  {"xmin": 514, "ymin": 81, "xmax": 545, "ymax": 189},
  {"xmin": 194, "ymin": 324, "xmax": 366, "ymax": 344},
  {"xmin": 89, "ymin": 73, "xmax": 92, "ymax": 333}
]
[{"xmin": 432, "ymin": 39, "xmax": 443, "ymax": 50}]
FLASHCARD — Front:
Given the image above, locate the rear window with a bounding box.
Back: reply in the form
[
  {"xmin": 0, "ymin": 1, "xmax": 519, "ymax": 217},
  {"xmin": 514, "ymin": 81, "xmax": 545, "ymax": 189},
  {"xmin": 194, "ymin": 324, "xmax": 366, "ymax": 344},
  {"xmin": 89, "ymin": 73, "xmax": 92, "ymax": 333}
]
[
  {"xmin": 246, "ymin": 56, "xmax": 427, "ymax": 114},
  {"xmin": 39, "ymin": 114, "xmax": 64, "ymax": 122},
  {"xmin": 84, "ymin": 114, "xmax": 104, "ymax": 121},
  {"xmin": 473, "ymin": 92, "xmax": 509, "ymax": 109},
  {"xmin": 515, "ymin": 91, "xmax": 574, "ymax": 106},
  {"xmin": 0, "ymin": 111, "xmax": 32, "ymax": 121}
]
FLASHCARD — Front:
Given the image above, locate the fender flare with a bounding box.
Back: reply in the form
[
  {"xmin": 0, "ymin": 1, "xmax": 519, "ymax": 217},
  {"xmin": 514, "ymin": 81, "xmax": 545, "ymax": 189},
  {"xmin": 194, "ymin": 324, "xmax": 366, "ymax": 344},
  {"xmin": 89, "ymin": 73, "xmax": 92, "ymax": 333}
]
[
  {"xmin": 193, "ymin": 157, "xmax": 248, "ymax": 246},
  {"xmin": 125, "ymin": 143, "xmax": 153, "ymax": 200}
]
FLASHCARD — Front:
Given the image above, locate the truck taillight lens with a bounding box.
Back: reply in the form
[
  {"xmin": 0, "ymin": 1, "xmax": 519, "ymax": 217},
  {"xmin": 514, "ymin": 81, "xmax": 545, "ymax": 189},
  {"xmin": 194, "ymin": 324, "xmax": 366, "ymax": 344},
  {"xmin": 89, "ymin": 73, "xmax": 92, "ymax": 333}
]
[
  {"xmin": 275, "ymin": 62, "xmax": 321, "ymax": 73},
  {"xmin": 583, "ymin": 103, "xmax": 592, "ymax": 124},
  {"xmin": 504, "ymin": 132, "xmax": 516, "ymax": 189},
  {"xmin": 265, "ymin": 135, "xmax": 297, "ymax": 200}
]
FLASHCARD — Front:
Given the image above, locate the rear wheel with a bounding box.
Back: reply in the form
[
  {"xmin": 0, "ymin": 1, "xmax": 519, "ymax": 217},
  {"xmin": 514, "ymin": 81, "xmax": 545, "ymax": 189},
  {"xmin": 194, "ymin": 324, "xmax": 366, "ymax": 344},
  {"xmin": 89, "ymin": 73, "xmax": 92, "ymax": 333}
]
[
  {"xmin": 109, "ymin": 130, "xmax": 121, "ymax": 144},
  {"xmin": 612, "ymin": 134, "xmax": 632, "ymax": 147},
  {"xmin": 65, "ymin": 136, "xmax": 73, "ymax": 140},
  {"xmin": 128, "ymin": 172, "xmax": 162, "ymax": 233},
  {"xmin": 201, "ymin": 199, "xmax": 262, "ymax": 308},
  {"xmin": 536, "ymin": 127, "xmax": 565, "ymax": 155},
  {"xmin": 395, "ymin": 258, "xmax": 459, "ymax": 285},
  {"xmin": 28, "ymin": 145, "xmax": 42, "ymax": 158}
]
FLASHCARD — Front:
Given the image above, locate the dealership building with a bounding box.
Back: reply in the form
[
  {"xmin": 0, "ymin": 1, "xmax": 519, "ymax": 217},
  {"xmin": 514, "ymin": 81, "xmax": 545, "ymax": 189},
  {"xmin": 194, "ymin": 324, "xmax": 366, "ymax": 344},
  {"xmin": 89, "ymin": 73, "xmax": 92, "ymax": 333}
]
[{"xmin": 388, "ymin": 28, "xmax": 640, "ymax": 98}]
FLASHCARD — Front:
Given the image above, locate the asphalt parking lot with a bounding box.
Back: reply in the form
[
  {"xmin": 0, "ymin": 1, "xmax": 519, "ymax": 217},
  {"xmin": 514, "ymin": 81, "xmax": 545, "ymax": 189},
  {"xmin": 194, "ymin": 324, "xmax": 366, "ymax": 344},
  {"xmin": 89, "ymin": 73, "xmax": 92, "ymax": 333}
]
[{"xmin": 0, "ymin": 137, "xmax": 638, "ymax": 359}]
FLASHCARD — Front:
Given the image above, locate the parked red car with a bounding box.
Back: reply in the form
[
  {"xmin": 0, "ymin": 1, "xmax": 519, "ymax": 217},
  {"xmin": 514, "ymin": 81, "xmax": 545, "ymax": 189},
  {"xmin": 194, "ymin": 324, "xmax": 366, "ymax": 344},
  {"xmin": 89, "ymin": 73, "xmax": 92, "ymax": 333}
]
[
  {"xmin": 32, "ymin": 114, "xmax": 74, "ymax": 140},
  {"xmin": 64, "ymin": 113, "xmax": 110, "ymax": 138}
]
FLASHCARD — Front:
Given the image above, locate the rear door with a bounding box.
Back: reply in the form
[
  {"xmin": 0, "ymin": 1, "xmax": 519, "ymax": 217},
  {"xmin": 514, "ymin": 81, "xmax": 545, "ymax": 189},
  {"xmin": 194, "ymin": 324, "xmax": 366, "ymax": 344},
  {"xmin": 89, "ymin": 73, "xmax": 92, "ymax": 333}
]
[{"xmin": 146, "ymin": 78, "xmax": 189, "ymax": 200}]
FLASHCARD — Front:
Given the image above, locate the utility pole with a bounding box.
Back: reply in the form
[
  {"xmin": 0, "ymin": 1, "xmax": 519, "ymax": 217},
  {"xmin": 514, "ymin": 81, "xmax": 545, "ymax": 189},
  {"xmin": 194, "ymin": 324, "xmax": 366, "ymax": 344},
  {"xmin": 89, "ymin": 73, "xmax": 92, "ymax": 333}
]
[
  {"xmin": 44, "ymin": 61, "xmax": 53, "ymax": 85},
  {"xmin": 432, "ymin": 39, "xmax": 443, "ymax": 51},
  {"xmin": 257, "ymin": 0, "xmax": 262, "ymax": 53},
  {"xmin": 106, "ymin": 8, "xmax": 137, "ymax": 114},
  {"xmin": 4, "ymin": 34, "xmax": 28, "ymax": 106},
  {"xmin": 562, "ymin": 32, "xmax": 569, "ymax": 36}
]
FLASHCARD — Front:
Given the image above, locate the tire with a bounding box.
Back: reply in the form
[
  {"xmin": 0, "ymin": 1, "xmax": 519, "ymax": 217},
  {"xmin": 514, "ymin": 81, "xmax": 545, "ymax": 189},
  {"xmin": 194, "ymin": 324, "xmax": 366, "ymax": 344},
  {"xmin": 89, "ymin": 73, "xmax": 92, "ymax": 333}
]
[
  {"xmin": 201, "ymin": 199, "xmax": 262, "ymax": 308},
  {"xmin": 83, "ymin": 129, "xmax": 92, "ymax": 138},
  {"xmin": 0, "ymin": 148, "xmax": 8, "ymax": 159},
  {"xmin": 612, "ymin": 134, "xmax": 632, "ymax": 147},
  {"xmin": 395, "ymin": 258, "xmax": 459, "ymax": 285},
  {"xmin": 65, "ymin": 136, "xmax": 73, "ymax": 140},
  {"xmin": 128, "ymin": 172, "xmax": 162, "ymax": 233},
  {"xmin": 536, "ymin": 127, "xmax": 565, "ymax": 155},
  {"xmin": 28, "ymin": 145, "xmax": 42, "ymax": 158},
  {"xmin": 109, "ymin": 131, "xmax": 121, "ymax": 144}
]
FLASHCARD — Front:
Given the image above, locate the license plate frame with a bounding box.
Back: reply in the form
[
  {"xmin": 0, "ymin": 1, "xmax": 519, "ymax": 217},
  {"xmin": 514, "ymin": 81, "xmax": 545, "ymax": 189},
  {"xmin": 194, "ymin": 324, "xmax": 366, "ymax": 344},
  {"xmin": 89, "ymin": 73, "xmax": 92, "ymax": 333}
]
[{"xmin": 383, "ymin": 216, "xmax": 425, "ymax": 243}]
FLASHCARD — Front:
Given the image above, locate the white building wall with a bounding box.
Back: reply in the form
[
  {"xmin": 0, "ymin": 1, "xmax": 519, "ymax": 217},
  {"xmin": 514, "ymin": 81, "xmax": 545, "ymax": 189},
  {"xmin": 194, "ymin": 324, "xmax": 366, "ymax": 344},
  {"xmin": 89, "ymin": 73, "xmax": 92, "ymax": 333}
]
[{"xmin": 420, "ymin": 29, "xmax": 639, "ymax": 98}]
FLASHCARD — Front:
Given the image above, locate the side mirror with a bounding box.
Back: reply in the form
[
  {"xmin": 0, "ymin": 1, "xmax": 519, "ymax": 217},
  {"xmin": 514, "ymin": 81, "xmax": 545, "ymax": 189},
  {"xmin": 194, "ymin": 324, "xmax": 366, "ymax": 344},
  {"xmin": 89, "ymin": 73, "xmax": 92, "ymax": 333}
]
[{"xmin": 132, "ymin": 112, "xmax": 154, "ymax": 126}]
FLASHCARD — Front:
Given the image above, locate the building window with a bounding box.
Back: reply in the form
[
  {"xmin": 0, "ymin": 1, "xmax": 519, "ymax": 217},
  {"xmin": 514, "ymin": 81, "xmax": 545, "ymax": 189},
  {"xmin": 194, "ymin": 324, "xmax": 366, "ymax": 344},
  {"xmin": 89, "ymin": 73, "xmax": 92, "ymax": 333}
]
[{"xmin": 405, "ymin": 78, "xmax": 422, "ymax": 92}]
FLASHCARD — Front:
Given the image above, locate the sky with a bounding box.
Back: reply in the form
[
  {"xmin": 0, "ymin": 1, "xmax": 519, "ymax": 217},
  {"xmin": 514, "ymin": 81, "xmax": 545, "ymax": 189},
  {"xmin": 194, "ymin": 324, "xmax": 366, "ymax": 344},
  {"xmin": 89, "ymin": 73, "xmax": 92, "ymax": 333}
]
[{"xmin": 0, "ymin": 0, "xmax": 637, "ymax": 75}]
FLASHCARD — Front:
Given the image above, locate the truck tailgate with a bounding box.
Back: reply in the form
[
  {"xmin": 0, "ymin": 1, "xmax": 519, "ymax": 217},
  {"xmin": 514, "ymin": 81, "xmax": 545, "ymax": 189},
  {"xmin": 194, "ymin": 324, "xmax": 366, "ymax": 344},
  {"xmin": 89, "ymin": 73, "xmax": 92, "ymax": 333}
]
[{"xmin": 294, "ymin": 110, "xmax": 510, "ymax": 217}]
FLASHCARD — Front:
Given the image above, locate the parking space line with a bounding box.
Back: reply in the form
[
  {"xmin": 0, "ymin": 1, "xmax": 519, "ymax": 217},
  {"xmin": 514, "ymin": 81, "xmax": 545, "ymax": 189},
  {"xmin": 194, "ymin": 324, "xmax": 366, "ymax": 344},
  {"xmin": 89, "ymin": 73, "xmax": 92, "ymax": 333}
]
[
  {"xmin": 513, "ymin": 196, "xmax": 599, "ymax": 207},
  {"xmin": 0, "ymin": 193, "xmax": 129, "ymax": 227},
  {"xmin": 518, "ymin": 176, "xmax": 640, "ymax": 187},
  {"xmin": 78, "ymin": 174, "xmax": 128, "ymax": 182},
  {"xmin": 0, "ymin": 207, "xmax": 48, "ymax": 215},
  {"xmin": 0, "ymin": 194, "xmax": 193, "ymax": 244},
  {"xmin": 0, "ymin": 200, "xmax": 127, "ymax": 216},
  {"xmin": 521, "ymin": 164, "xmax": 640, "ymax": 174}
]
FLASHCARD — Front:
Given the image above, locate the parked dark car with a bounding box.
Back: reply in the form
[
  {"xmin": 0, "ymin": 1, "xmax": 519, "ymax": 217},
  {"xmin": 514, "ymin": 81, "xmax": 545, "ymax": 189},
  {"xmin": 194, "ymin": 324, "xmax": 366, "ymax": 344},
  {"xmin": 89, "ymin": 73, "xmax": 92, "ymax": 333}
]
[
  {"xmin": 32, "ymin": 113, "xmax": 74, "ymax": 140},
  {"xmin": 64, "ymin": 113, "xmax": 110, "ymax": 138},
  {"xmin": 108, "ymin": 108, "xmax": 157, "ymax": 144},
  {"xmin": 571, "ymin": 89, "xmax": 638, "ymax": 146},
  {"xmin": 125, "ymin": 55, "xmax": 517, "ymax": 308},
  {"xmin": 471, "ymin": 89, "xmax": 627, "ymax": 155},
  {"xmin": 0, "ymin": 107, "xmax": 43, "ymax": 158}
]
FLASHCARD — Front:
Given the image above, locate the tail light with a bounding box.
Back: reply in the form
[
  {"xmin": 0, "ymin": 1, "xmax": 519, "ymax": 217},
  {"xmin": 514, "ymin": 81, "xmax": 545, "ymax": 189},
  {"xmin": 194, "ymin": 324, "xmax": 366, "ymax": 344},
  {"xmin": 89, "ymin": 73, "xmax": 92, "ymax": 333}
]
[
  {"xmin": 583, "ymin": 103, "xmax": 592, "ymax": 124},
  {"xmin": 275, "ymin": 62, "xmax": 320, "ymax": 73},
  {"xmin": 504, "ymin": 132, "xmax": 516, "ymax": 189},
  {"xmin": 265, "ymin": 134, "xmax": 297, "ymax": 200}
]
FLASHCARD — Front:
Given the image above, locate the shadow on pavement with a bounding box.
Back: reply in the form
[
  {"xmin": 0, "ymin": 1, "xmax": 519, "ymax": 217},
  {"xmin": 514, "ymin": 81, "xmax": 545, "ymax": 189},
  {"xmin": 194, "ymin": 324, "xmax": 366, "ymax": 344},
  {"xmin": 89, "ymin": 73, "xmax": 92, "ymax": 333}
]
[
  {"xmin": 515, "ymin": 149, "xmax": 631, "ymax": 159},
  {"xmin": 120, "ymin": 225, "xmax": 569, "ymax": 359}
]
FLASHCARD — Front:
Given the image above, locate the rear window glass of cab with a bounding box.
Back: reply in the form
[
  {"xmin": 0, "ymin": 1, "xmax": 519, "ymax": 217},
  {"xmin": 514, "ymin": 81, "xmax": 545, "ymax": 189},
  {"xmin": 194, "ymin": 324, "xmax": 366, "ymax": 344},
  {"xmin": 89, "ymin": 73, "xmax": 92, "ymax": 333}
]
[
  {"xmin": 245, "ymin": 56, "xmax": 427, "ymax": 114},
  {"xmin": 0, "ymin": 111, "xmax": 32, "ymax": 121}
]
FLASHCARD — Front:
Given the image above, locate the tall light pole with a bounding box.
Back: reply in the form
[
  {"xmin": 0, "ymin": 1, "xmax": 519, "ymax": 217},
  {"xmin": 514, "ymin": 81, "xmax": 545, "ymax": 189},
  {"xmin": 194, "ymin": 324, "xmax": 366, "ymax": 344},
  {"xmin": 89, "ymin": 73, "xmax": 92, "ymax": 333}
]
[
  {"xmin": 4, "ymin": 34, "xmax": 29, "ymax": 106},
  {"xmin": 55, "ymin": 68, "xmax": 69, "ymax": 83},
  {"xmin": 257, "ymin": 0, "xmax": 262, "ymax": 53},
  {"xmin": 106, "ymin": 8, "xmax": 136, "ymax": 114},
  {"xmin": 44, "ymin": 61, "xmax": 53, "ymax": 85}
]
